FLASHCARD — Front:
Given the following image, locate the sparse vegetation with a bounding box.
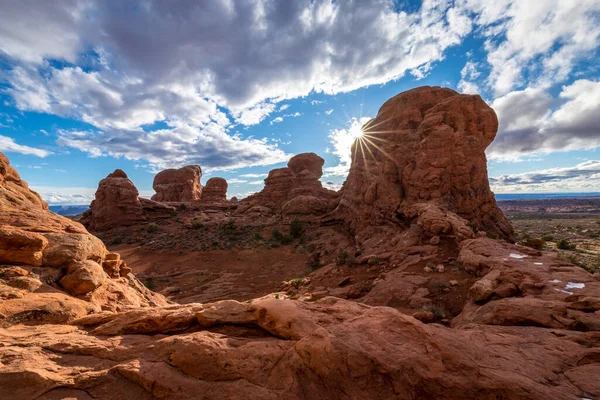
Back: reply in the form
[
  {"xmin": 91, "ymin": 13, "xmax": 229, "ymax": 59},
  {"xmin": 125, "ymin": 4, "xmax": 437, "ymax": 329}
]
[
  {"xmin": 336, "ymin": 250, "xmax": 355, "ymax": 267},
  {"xmin": 522, "ymin": 237, "xmax": 545, "ymax": 250},
  {"xmin": 289, "ymin": 278, "xmax": 304, "ymax": 289},
  {"xmin": 144, "ymin": 277, "xmax": 156, "ymax": 290},
  {"xmin": 423, "ymin": 304, "xmax": 446, "ymax": 319},
  {"xmin": 556, "ymin": 239, "xmax": 576, "ymax": 250},
  {"xmin": 368, "ymin": 257, "xmax": 381, "ymax": 266},
  {"xmin": 272, "ymin": 229, "xmax": 293, "ymax": 245},
  {"xmin": 147, "ymin": 223, "xmax": 160, "ymax": 233},
  {"xmin": 541, "ymin": 234, "xmax": 554, "ymax": 241},
  {"xmin": 290, "ymin": 219, "xmax": 304, "ymax": 238}
]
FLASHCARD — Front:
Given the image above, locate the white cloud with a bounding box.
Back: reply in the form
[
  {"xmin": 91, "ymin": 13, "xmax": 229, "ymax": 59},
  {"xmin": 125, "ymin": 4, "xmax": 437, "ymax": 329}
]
[
  {"xmin": 30, "ymin": 185, "xmax": 95, "ymax": 205},
  {"xmin": 226, "ymin": 178, "xmax": 248, "ymax": 184},
  {"xmin": 462, "ymin": 0, "xmax": 600, "ymax": 95},
  {"xmin": 270, "ymin": 117, "xmax": 283, "ymax": 125},
  {"xmin": 0, "ymin": 135, "xmax": 51, "ymax": 157},
  {"xmin": 490, "ymin": 160, "xmax": 600, "ymax": 192},
  {"xmin": 324, "ymin": 116, "xmax": 370, "ymax": 177},
  {"xmin": 457, "ymin": 60, "xmax": 481, "ymax": 94},
  {"xmin": 488, "ymin": 80, "xmax": 600, "ymax": 160},
  {"xmin": 239, "ymin": 173, "xmax": 268, "ymax": 178},
  {"xmin": 325, "ymin": 109, "xmax": 334, "ymax": 115},
  {"xmin": 248, "ymin": 180, "xmax": 265, "ymax": 185}
]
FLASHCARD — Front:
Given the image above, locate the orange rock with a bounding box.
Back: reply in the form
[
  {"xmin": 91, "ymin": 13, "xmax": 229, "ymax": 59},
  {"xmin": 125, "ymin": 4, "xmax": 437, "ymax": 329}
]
[
  {"xmin": 201, "ymin": 177, "xmax": 228, "ymax": 202},
  {"xmin": 152, "ymin": 165, "xmax": 202, "ymax": 202},
  {"xmin": 0, "ymin": 226, "xmax": 47, "ymax": 266}
]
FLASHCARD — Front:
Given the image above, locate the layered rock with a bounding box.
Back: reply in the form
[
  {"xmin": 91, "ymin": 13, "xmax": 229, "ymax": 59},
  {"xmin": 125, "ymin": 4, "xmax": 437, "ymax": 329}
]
[
  {"xmin": 336, "ymin": 86, "xmax": 513, "ymax": 241},
  {"xmin": 152, "ymin": 165, "xmax": 202, "ymax": 202},
  {"xmin": 240, "ymin": 153, "xmax": 336, "ymax": 215},
  {"xmin": 201, "ymin": 177, "xmax": 228, "ymax": 202},
  {"xmin": 1, "ymin": 296, "xmax": 599, "ymax": 399},
  {"xmin": 0, "ymin": 152, "xmax": 168, "ymax": 327},
  {"xmin": 84, "ymin": 169, "xmax": 145, "ymax": 230},
  {"xmin": 82, "ymin": 169, "xmax": 175, "ymax": 231}
]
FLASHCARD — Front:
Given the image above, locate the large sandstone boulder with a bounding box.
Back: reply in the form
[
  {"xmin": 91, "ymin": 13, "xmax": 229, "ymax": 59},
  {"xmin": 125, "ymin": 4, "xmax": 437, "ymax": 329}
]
[
  {"xmin": 1, "ymin": 296, "xmax": 599, "ymax": 399},
  {"xmin": 84, "ymin": 169, "xmax": 145, "ymax": 231},
  {"xmin": 336, "ymin": 86, "xmax": 513, "ymax": 241},
  {"xmin": 0, "ymin": 152, "xmax": 168, "ymax": 327},
  {"xmin": 201, "ymin": 177, "xmax": 228, "ymax": 202},
  {"xmin": 152, "ymin": 165, "xmax": 202, "ymax": 202},
  {"xmin": 240, "ymin": 153, "xmax": 336, "ymax": 213}
]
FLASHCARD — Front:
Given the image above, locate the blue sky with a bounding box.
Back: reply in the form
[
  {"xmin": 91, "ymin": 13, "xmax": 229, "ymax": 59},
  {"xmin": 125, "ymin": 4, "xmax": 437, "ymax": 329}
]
[{"xmin": 0, "ymin": 0, "xmax": 599, "ymax": 204}]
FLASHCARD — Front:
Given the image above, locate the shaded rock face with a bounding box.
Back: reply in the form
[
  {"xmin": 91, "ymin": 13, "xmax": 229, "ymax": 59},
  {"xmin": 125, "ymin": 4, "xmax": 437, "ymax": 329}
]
[
  {"xmin": 240, "ymin": 153, "xmax": 336, "ymax": 214},
  {"xmin": 337, "ymin": 86, "xmax": 513, "ymax": 241},
  {"xmin": 0, "ymin": 152, "xmax": 168, "ymax": 327},
  {"xmin": 152, "ymin": 165, "xmax": 202, "ymax": 202},
  {"xmin": 201, "ymin": 177, "xmax": 228, "ymax": 202},
  {"xmin": 85, "ymin": 169, "xmax": 145, "ymax": 231}
]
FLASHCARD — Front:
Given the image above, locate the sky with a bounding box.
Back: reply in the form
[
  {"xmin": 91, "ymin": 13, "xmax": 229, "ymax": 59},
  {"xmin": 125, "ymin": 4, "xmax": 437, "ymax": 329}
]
[{"xmin": 0, "ymin": 0, "xmax": 599, "ymax": 205}]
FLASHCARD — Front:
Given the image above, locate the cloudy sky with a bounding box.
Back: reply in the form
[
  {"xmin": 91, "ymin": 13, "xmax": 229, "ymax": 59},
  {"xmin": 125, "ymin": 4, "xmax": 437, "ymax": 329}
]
[{"xmin": 0, "ymin": 0, "xmax": 599, "ymax": 204}]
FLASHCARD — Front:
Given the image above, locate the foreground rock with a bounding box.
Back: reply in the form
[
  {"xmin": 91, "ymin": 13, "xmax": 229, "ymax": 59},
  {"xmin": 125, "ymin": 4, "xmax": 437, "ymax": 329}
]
[
  {"xmin": 1, "ymin": 296, "xmax": 598, "ymax": 399},
  {"xmin": 0, "ymin": 153, "xmax": 168, "ymax": 327}
]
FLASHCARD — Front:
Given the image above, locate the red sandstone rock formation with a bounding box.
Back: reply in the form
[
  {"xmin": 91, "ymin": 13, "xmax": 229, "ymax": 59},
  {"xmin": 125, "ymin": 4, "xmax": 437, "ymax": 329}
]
[
  {"xmin": 200, "ymin": 177, "xmax": 228, "ymax": 202},
  {"xmin": 0, "ymin": 153, "xmax": 168, "ymax": 327},
  {"xmin": 82, "ymin": 169, "xmax": 175, "ymax": 231},
  {"xmin": 336, "ymin": 86, "xmax": 513, "ymax": 241},
  {"xmin": 240, "ymin": 153, "xmax": 336, "ymax": 215},
  {"xmin": 84, "ymin": 169, "xmax": 145, "ymax": 230},
  {"xmin": 152, "ymin": 165, "xmax": 202, "ymax": 202},
  {"xmin": 1, "ymin": 295, "xmax": 599, "ymax": 399}
]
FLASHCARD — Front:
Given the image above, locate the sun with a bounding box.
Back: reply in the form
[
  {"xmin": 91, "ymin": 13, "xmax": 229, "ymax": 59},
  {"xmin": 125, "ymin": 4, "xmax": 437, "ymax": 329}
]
[{"xmin": 348, "ymin": 120, "xmax": 364, "ymax": 140}]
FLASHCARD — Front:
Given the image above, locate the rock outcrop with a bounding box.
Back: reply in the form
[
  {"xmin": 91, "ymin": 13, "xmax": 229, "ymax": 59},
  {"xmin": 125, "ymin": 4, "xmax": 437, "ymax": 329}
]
[
  {"xmin": 240, "ymin": 153, "xmax": 336, "ymax": 215},
  {"xmin": 201, "ymin": 177, "xmax": 228, "ymax": 202},
  {"xmin": 1, "ymin": 296, "xmax": 599, "ymax": 399},
  {"xmin": 336, "ymin": 86, "xmax": 513, "ymax": 241},
  {"xmin": 84, "ymin": 169, "xmax": 145, "ymax": 230},
  {"xmin": 152, "ymin": 165, "xmax": 202, "ymax": 202},
  {"xmin": 82, "ymin": 169, "xmax": 175, "ymax": 231},
  {"xmin": 0, "ymin": 153, "xmax": 168, "ymax": 327}
]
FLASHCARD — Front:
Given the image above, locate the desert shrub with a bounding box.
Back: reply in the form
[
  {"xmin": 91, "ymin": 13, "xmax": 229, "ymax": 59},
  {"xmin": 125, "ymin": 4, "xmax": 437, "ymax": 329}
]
[
  {"xmin": 147, "ymin": 223, "xmax": 160, "ymax": 233},
  {"xmin": 191, "ymin": 220, "xmax": 203, "ymax": 229},
  {"xmin": 177, "ymin": 203, "xmax": 188, "ymax": 211},
  {"xmin": 557, "ymin": 239, "xmax": 576, "ymax": 250},
  {"xmin": 485, "ymin": 231, "xmax": 498, "ymax": 239},
  {"xmin": 272, "ymin": 230, "xmax": 293, "ymax": 245},
  {"xmin": 335, "ymin": 250, "xmax": 355, "ymax": 267},
  {"xmin": 541, "ymin": 234, "xmax": 554, "ymax": 241},
  {"xmin": 423, "ymin": 304, "xmax": 446, "ymax": 319},
  {"xmin": 170, "ymin": 210, "xmax": 178, "ymax": 217},
  {"xmin": 522, "ymin": 238, "xmax": 545, "ymax": 250},
  {"xmin": 368, "ymin": 257, "xmax": 381, "ymax": 266},
  {"xmin": 254, "ymin": 232, "xmax": 263, "ymax": 240},
  {"xmin": 223, "ymin": 219, "xmax": 236, "ymax": 231},
  {"xmin": 307, "ymin": 253, "xmax": 322, "ymax": 271},
  {"xmin": 428, "ymin": 278, "xmax": 449, "ymax": 292},
  {"xmin": 109, "ymin": 237, "xmax": 122, "ymax": 246},
  {"xmin": 299, "ymin": 237, "xmax": 306, "ymax": 246},
  {"xmin": 144, "ymin": 277, "xmax": 156, "ymax": 290},
  {"xmin": 290, "ymin": 219, "xmax": 304, "ymax": 238},
  {"xmin": 467, "ymin": 221, "xmax": 479, "ymax": 233},
  {"xmin": 289, "ymin": 278, "xmax": 304, "ymax": 289}
]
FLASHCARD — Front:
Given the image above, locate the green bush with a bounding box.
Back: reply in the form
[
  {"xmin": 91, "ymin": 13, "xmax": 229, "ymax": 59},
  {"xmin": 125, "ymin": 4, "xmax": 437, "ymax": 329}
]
[
  {"xmin": 290, "ymin": 219, "xmax": 304, "ymax": 238},
  {"xmin": 289, "ymin": 278, "xmax": 304, "ymax": 289},
  {"xmin": 540, "ymin": 234, "xmax": 554, "ymax": 241},
  {"xmin": 522, "ymin": 238, "xmax": 545, "ymax": 250},
  {"xmin": 177, "ymin": 203, "xmax": 188, "ymax": 211},
  {"xmin": 272, "ymin": 230, "xmax": 293, "ymax": 245},
  {"xmin": 336, "ymin": 250, "xmax": 355, "ymax": 267},
  {"xmin": 557, "ymin": 239, "xmax": 576, "ymax": 250},
  {"xmin": 254, "ymin": 232, "xmax": 263, "ymax": 240},
  {"xmin": 191, "ymin": 220, "xmax": 203, "ymax": 229},
  {"xmin": 147, "ymin": 223, "xmax": 160, "ymax": 233}
]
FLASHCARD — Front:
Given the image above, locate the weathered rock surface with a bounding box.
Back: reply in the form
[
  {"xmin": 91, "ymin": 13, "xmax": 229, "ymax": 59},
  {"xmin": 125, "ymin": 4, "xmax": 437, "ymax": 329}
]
[
  {"xmin": 152, "ymin": 165, "xmax": 202, "ymax": 202},
  {"xmin": 336, "ymin": 86, "xmax": 513, "ymax": 241},
  {"xmin": 0, "ymin": 153, "xmax": 168, "ymax": 327},
  {"xmin": 201, "ymin": 177, "xmax": 228, "ymax": 202},
  {"xmin": 82, "ymin": 169, "xmax": 175, "ymax": 231},
  {"xmin": 240, "ymin": 153, "xmax": 336, "ymax": 214},
  {"xmin": 1, "ymin": 296, "xmax": 599, "ymax": 399}
]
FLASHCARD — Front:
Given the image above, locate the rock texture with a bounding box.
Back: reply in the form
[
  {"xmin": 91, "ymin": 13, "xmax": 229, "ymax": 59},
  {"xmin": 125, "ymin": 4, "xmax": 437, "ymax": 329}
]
[
  {"xmin": 1, "ymin": 296, "xmax": 599, "ymax": 399},
  {"xmin": 82, "ymin": 170, "xmax": 175, "ymax": 231},
  {"xmin": 336, "ymin": 86, "xmax": 513, "ymax": 241},
  {"xmin": 0, "ymin": 153, "xmax": 168, "ymax": 327},
  {"xmin": 240, "ymin": 153, "xmax": 336, "ymax": 215},
  {"xmin": 152, "ymin": 165, "xmax": 202, "ymax": 202},
  {"xmin": 84, "ymin": 169, "xmax": 145, "ymax": 230},
  {"xmin": 201, "ymin": 177, "xmax": 228, "ymax": 202}
]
